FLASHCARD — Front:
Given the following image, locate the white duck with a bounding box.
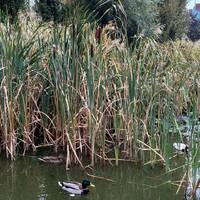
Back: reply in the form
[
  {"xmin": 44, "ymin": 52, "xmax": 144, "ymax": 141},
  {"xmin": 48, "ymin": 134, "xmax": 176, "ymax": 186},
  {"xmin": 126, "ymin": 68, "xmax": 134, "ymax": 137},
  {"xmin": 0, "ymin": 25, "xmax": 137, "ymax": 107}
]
[{"xmin": 173, "ymin": 143, "xmax": 188, "ymax": 153}]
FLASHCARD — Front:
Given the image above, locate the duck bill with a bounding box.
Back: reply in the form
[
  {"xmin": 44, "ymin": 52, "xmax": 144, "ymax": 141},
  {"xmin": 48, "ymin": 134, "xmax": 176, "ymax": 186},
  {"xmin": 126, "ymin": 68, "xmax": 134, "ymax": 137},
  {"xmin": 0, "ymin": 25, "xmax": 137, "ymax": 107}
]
[{"xmin": 90, "ymin": 183, "xmax": 95, "ymax": 187}]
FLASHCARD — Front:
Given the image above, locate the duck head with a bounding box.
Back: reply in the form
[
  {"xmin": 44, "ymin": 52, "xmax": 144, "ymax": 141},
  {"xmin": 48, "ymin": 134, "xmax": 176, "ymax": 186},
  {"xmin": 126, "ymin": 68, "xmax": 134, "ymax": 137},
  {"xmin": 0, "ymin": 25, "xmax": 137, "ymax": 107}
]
[{"xmin": 82, "ymin": 180, "xmax": 95, "ymax": 189}]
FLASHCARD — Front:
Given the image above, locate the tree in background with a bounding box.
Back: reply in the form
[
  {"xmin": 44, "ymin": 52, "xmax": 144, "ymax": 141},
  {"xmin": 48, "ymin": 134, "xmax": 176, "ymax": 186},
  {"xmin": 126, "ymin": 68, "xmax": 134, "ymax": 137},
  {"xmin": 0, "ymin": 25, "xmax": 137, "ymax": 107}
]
[
  {"xmin": 35, "ymin": 0, "xmax": 63, "ymax": 22},
  {"xmin": 158, "ymin": 0, "xmax": 187, "ymax": 41},
  {"xmin": 0, "ymin": 0, "xmax": 27, "ymax": 21},
  {"xmin": 187, "ymin": 12, "xmax": 200, "ymax": 41},
  {"xmin": 123, "ymin": 0, "xmax": 159, "ymax": 41},
  {"xmin": 0, "ymin": 0, "xmax": 189, "ymax": 42},
  {"xmin": 81, "ymin": 0, "xmax": 126, "ymax": 28},
  {"xmin": 81, "ymin": 0, "xmax": 159, "ymax": 42}
]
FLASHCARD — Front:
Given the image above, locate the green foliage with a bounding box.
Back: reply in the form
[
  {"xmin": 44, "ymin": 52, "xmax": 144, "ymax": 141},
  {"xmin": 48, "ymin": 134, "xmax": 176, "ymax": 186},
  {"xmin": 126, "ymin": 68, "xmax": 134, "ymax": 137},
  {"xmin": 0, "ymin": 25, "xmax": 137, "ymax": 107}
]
[
  {"xmin": 158, "ymin": 0, "xmax": 187, "ymax": 41},
  {"xmin": 35, "ymin": 0, "xmax": 84, "ymax": 23},
  {"xmin": 187, "ymin": 13, "xmax": 200, "ymax": 41},
  {"xmin": 122, "ymin": 0, "xmax": 160, "ymax": 41},
  {"xmin": 35, "ymin": 0, "xmax": 63, "ymax": 22},
  {"xmin": 0, "ymin": 0, "xmax": 27, "ymax": 21},
  {"xmin": 81, "ymin": 0, "xmax": 160, "ymax": 42},
  {"xmin": 80, "ymin": 0, "xmax": 126, "ymax": 30}
]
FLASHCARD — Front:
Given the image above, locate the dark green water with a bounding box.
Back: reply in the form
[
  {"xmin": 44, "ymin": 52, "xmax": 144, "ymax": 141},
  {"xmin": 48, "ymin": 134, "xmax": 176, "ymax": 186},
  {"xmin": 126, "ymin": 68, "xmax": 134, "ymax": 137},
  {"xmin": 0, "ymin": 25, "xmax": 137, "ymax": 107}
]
[{"xmin": 0, "ymin": 156, "xmax": 185, "ymax": 200}]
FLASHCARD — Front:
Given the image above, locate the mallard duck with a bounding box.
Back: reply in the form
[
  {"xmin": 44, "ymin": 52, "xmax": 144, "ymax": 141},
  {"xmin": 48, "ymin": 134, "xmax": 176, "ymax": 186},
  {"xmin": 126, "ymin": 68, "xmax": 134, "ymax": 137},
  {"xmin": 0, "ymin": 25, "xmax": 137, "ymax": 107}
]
[
  {"xmin": 38, "ymin": 154, "xmax": 65, "ymax": 164},
  {"xmin": 58, "ymin": 179, "xmax": 95, "ymax": 195},
  {"xmin": 173, "ymin": 143, "xmax": 189, "ymax": 153}
]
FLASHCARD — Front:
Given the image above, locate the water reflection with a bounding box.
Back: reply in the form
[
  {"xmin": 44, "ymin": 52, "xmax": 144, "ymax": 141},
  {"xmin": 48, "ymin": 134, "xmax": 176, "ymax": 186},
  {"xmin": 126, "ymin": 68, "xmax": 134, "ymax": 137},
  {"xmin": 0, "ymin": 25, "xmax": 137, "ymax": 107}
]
[{"xmin": 38, "ymin": 177, "xmax": 47, "ymax": 200}]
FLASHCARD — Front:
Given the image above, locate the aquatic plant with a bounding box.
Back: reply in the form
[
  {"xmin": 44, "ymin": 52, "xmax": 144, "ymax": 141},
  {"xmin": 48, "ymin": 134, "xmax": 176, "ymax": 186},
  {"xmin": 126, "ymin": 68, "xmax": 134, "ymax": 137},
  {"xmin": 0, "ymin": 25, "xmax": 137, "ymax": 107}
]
[{"xmin": 0, "ymin": 10, "xmax": 199, "ymax": 170}]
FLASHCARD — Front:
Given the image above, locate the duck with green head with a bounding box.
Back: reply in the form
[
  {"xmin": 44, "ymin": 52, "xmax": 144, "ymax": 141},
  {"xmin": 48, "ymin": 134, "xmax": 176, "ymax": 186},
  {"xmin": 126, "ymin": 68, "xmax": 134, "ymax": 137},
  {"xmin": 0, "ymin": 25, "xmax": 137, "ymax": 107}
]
[{"xmin": 58, "ymin": 179, "xmax": 95, "ymax": 195}]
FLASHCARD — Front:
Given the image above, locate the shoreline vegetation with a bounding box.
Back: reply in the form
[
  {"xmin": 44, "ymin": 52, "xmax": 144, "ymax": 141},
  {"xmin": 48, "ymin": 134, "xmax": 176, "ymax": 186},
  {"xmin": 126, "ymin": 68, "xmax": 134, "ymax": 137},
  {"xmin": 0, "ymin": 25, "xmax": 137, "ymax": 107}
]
[{"xmin": 0, "ymin": 10, "xmax": 200, "ymax": 170}]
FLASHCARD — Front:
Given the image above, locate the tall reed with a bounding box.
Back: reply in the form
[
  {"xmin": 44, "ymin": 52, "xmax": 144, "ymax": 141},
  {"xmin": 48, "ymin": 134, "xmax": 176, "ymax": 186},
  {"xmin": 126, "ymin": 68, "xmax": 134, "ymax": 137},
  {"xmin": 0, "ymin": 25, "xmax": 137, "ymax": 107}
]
[{"xmin": 0, "ymin": 10, "xmax": 199, "ymax": 169}]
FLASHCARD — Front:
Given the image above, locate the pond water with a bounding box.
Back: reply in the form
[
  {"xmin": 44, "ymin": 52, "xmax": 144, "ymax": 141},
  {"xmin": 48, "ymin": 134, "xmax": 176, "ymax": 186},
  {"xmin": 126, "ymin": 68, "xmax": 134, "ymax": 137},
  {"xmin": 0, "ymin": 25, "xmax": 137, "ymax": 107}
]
[{"xmin": 0, "ymin": 155, "xmax": 186, "ymax": 200}]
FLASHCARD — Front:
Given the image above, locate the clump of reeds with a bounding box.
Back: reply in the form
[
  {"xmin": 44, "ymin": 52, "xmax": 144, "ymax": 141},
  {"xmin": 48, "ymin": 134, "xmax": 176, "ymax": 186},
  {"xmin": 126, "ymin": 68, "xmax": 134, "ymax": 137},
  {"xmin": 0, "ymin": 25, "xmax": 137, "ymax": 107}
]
[{"xmin": 0, "ymin": 9, "xmax": 200, "ymax": 169}]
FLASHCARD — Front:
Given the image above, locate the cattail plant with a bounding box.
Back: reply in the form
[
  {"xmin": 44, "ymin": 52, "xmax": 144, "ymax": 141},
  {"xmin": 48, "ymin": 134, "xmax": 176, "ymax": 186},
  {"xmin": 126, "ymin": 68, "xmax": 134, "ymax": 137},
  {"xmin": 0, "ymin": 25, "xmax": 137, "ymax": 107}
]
[{"xmin": 0, "ymin": 9, "xmax": 199, "ymax": 171}]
